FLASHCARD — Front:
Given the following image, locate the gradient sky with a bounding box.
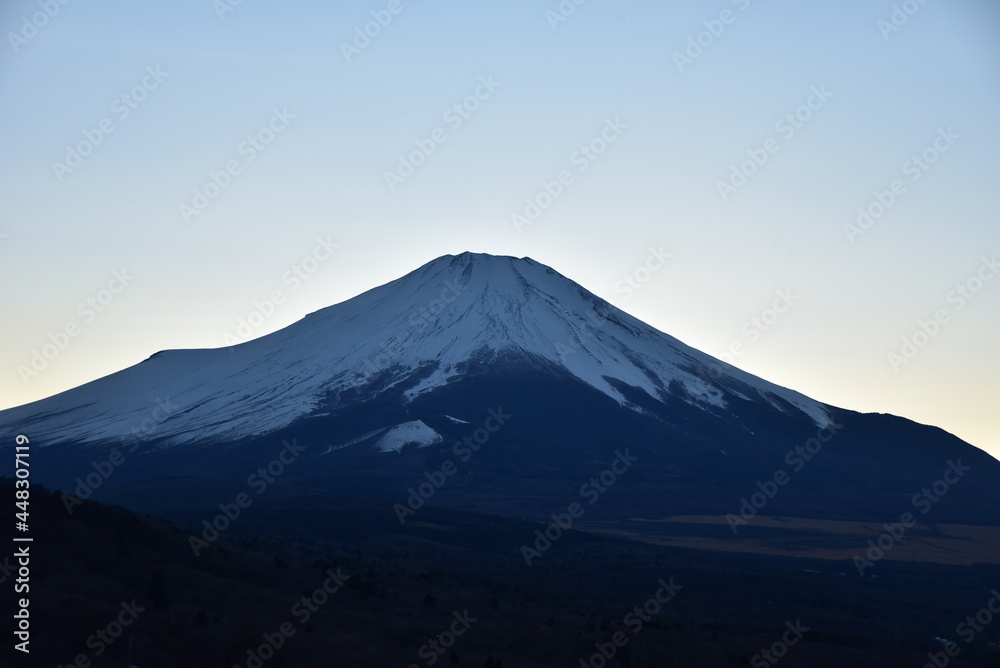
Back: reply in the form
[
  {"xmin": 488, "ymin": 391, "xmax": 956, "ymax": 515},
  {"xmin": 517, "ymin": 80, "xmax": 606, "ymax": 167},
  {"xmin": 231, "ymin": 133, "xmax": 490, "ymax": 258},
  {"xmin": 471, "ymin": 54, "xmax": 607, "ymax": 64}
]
[{"xmin": 2, "ymin": 0, "xmax": 998, "ymax": 460}]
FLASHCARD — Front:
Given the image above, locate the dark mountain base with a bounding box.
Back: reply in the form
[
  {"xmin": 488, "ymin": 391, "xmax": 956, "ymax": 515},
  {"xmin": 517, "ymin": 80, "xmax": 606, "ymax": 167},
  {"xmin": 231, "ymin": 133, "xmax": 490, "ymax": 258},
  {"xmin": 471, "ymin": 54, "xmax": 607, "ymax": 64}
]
[{"xmin": 31, "ymin": 366, "xmax": 1000, "ymax": 530}]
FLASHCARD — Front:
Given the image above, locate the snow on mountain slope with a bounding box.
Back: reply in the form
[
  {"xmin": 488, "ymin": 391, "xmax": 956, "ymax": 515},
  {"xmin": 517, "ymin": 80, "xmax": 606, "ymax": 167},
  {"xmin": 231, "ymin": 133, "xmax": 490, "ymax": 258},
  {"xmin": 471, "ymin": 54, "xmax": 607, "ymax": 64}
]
[
  {"xmin": 0, "ymin": 252, "xmax": 831, "ymax": 447},
  {"xmin": 375, "ymin": 420, "xmax": 442, "ymax": 453}
]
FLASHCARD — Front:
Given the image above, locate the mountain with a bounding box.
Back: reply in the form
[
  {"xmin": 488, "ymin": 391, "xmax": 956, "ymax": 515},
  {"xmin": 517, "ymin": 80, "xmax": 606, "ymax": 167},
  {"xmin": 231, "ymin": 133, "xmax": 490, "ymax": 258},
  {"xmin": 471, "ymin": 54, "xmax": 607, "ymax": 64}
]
[
  {"xmin": 2, "ymin": 252, "xmax": 829, "ymax": 447},
  {"xmin": 3, "ymin": 252, "xmax": 999, "ymax": 557}
]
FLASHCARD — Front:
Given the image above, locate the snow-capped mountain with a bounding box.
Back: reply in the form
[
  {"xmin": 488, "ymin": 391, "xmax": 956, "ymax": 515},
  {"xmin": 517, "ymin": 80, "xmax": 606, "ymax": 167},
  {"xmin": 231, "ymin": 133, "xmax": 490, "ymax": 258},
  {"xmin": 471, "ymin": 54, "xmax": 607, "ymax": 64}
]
[
  {"xmin": 1, "ymin": 252, "xmax": 830, "ymax": 448},
  {"xmin": 3, "ymin": 252, "xmax": 998, "ymax": 528}
]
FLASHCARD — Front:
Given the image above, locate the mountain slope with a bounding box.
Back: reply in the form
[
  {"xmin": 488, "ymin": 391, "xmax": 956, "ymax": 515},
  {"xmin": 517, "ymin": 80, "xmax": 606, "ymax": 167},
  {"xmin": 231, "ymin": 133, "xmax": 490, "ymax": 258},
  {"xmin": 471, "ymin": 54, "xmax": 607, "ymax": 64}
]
[{"xmin": 1, "ymin": 252, "xmax": 831, "ymax": 447}]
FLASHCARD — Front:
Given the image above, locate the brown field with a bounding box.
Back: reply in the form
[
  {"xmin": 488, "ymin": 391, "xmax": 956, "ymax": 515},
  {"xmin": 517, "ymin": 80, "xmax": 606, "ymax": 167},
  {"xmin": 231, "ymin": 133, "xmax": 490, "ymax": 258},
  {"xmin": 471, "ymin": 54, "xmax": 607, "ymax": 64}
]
[{"xmin": 577, "ymin": 515, "xmax": 1000, "ymax": 567}]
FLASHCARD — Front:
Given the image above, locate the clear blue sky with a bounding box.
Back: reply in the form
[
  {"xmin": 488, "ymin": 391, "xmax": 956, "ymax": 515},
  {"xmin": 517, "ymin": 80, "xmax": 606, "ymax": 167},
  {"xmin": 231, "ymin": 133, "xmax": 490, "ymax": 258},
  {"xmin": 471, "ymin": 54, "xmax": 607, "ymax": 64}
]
[{"xmin": 2, "ymin": 0, "xmax": 998, "ymax": 459}]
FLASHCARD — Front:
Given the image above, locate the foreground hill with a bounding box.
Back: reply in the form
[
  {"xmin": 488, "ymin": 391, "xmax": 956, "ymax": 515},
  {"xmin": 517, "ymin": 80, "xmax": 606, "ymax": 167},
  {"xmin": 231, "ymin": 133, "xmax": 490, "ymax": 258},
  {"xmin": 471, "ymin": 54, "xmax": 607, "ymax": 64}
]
[{"xmin": 6, "ymin": 480, "xmax": 1000, "ymax": 667}]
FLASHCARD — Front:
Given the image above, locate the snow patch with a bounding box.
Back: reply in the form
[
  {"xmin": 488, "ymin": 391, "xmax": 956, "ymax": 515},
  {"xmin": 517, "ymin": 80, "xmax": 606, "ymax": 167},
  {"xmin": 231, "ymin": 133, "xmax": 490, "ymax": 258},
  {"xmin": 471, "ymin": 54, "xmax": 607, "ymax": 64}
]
[
  {"xmin": 374, "ymin": 420, "xmax": 442, "ymax": 453},
  {"xmin": 322, "ymin": 427, "xmax": 386, "ymax": 455}
]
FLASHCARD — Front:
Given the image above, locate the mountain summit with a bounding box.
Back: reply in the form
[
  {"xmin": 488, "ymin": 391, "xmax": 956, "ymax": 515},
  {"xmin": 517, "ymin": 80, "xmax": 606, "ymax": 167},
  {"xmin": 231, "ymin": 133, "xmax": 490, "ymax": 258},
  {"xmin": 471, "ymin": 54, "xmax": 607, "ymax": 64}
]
[{"xmin": 3, "ymin": 252, "xmax": 829, "ymax": 448}]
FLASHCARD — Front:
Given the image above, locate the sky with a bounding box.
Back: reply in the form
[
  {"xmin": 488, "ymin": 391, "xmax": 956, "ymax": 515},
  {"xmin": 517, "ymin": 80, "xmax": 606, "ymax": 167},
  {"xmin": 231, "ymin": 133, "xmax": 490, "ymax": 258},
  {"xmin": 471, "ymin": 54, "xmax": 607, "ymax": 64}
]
[{"xmin": 1, "ymin": 0, "xmax": 998, "ymax": 460}]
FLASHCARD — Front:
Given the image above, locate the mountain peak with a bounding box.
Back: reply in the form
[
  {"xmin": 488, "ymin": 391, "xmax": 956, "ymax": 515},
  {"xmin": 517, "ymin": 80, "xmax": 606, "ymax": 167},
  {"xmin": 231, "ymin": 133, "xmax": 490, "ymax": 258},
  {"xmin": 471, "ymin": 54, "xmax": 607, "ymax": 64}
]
[
  {"xmin": 419, "ymin": 252, "xmax": 557, "ymax": 282},
  {"xmin": 441, "ymin": 250, "xmax": 533, "ymax": 263}
]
